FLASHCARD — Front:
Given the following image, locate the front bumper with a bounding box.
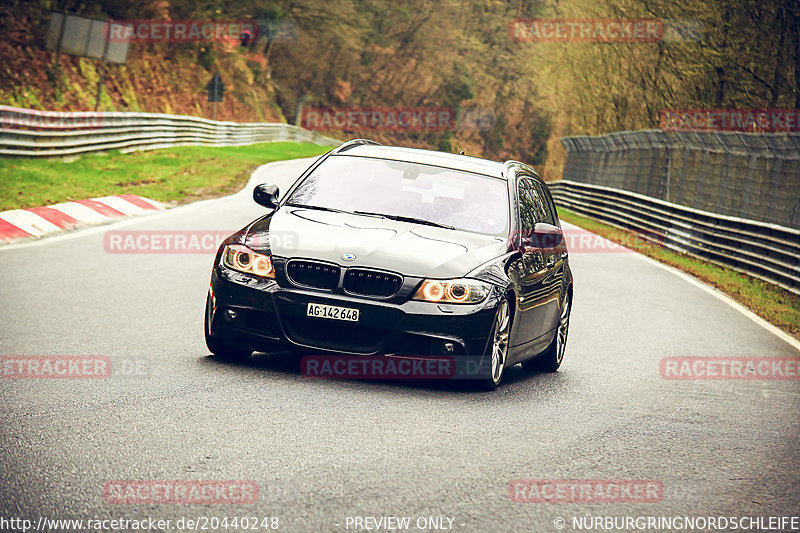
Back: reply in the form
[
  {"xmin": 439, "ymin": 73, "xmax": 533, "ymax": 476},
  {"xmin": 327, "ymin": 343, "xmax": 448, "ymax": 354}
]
[{"xmin": 208, "ymin": 261, "xmax": 500, "ymax": 358}]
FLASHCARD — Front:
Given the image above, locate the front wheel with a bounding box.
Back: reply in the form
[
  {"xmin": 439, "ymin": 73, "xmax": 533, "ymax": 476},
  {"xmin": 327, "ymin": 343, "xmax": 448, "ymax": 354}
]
[
  {"xmin": 477, "ymin": 299, "xmax": 512, "ymax": 390},
  {"xmin": 205, "ymin": 294, "xmax": 252, "ymax": 362},
  {"xmin": 524, "ymin": 291, "xmax": 570, "ymax": 372}
]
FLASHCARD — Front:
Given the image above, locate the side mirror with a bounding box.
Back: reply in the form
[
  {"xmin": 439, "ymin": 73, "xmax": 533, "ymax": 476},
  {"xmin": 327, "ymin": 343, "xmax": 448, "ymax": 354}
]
[
  {"xmin": 253, "ymin": 184, "xmax": 279, "ymax": 208},
  {"xmin": 521, "ymin": 223, "xmax": 563, "ymax": 250}
]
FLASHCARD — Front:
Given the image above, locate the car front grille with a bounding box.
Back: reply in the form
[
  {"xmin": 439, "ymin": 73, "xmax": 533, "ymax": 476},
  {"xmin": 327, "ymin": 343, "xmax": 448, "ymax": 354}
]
[
  {"xmin": 343, "ymin": 269, "xmax": 403, "ymax": 298},
  {"xmin": 286, "ymin": 260, "xmax": 340, "ymax": 291},
  {"xmin": 284, "ymin": 317, "xmax": 387, "ymax": 353}
]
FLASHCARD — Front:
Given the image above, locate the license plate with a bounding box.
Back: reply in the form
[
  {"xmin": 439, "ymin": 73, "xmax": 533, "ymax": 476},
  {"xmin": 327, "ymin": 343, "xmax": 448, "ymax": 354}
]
[{"xmin": 306, "ymin": 303, "xmax": 360, "ymax": 322}]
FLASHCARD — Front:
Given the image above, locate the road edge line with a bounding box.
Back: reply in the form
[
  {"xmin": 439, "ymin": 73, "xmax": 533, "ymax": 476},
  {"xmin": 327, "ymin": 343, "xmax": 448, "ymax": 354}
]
[
  {"xmin": 560, "ymin": 220, "xmax": 800, "ymax": 352},
  {"xmin": 628, "ymin": 240, "xmax": 800, "ymax": 353}
]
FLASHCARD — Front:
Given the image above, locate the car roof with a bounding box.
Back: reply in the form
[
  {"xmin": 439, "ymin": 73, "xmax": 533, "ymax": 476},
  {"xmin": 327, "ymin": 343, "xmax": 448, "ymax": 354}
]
[{"xmin": 333, "ymin": 144, "xmax": 506, "ymax": 178}]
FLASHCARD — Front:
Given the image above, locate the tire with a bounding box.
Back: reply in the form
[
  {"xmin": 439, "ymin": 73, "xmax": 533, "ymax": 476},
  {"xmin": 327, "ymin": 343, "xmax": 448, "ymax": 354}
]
[
  {"xmin": 204, "ymin": 294, "xmax": 252, "ymax": 362},
  {"xmin": 524, "ymin": 290, "xmax": 570, "ymax": 372},
  {"xmin": 476, "ymin": 298, "xmax": 512, "ymax": 390}
]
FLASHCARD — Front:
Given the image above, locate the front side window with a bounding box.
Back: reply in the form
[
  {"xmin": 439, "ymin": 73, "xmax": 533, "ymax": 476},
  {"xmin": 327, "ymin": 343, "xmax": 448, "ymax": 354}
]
[{"xmin": 286, "ymin": 155, "xmax": 509, "ymax": 236}]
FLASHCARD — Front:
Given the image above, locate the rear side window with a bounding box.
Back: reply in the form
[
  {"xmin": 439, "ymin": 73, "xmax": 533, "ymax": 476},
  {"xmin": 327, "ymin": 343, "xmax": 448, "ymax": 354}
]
[
  {"xmin": 528, "ymin": 179, "xmax": 557, "ymax": 225},
  {"xmin": 517, "ymin": 179, "xmax": 537, "ymax": 231},
  {"xmin": 522, "ymin": 178, "xmax": 554, "ymax": 225}
]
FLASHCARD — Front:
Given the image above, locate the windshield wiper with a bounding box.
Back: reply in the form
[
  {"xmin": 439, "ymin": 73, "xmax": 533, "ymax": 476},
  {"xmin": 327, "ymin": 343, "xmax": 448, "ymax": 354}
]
[
  {"xmin": 353, "ymin": 210, "xmax": 455, "ymax": 230},
  {"xmin": 286, "ymin": 204, "xmax": 455, "ymax": 230},
  {"xmin": 285, "ymin": 202, "xmax": 351, "ymax": 214}
]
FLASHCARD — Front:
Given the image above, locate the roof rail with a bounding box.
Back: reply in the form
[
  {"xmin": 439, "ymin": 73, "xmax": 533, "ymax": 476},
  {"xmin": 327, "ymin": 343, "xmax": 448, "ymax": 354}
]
[
  {"xmin": 334, "ymin": 138, "xmax": 381, "ymax": 153},
  {"xmin": 503, "ymin": 160, "xmax": 540, "ymax": 178}
]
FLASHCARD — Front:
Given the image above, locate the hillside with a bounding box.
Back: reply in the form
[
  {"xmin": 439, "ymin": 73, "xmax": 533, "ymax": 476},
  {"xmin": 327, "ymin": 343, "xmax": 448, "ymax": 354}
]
[
  {"xmin": 1, "ymin": 0, "xmax": 797, "ymax": 178},
  {"xmin": 0, "ymin": 1, "xmax": 283, "ymax": 122}
]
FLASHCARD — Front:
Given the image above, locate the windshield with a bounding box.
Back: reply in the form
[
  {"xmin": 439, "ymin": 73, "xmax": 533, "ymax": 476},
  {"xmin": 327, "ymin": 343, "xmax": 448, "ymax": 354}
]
[{"xmin": 285, "ymin": 155, "xmax": 509, "ymax": 236}]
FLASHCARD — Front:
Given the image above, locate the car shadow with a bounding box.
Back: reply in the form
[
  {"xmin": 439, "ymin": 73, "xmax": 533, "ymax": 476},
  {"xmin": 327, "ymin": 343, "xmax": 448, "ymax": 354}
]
[{"xmin": 199, "ymin": 350, "xmax": 562, "ymax": 394}]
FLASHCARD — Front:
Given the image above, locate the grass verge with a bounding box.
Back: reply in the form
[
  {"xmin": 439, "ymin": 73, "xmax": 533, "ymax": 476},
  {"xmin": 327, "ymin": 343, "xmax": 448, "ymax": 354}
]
[
  {"xmin": 558, "ymin": 207, "xmax": 800, "ymax": 340},
  {"xmin": 0, "ymin": 142, "xmax": 333, "ymax": 211}
]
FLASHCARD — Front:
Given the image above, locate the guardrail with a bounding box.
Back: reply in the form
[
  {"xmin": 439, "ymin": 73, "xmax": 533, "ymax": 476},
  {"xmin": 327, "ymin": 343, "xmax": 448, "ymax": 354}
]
[
  {"xmin": 0, "ymin": 106, "xmax": 341, "ymax": 156},
  {"xmin": 549, "ymin": 179, "xmax": 800, "ymax": 295}
]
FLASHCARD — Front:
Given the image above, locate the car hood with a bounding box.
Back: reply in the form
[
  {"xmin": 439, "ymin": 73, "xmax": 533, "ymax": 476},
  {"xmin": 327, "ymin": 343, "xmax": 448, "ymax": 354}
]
[{"xmin": 243, "ymin": 206, "xmax": 508, "ymax": 278}]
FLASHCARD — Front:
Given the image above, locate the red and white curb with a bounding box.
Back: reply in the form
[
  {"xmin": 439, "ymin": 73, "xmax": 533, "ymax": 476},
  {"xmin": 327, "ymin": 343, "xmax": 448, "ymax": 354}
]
[{"xmin": 0, "ymin": 195, "xmax": 164, "ymax": 243}]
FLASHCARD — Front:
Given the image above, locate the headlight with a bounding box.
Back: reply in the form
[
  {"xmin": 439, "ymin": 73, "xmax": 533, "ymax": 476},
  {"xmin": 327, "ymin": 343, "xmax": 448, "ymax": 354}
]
[
  {"xmin": 412, "ymin": 279, "xmax": 490, "ymax": 304},
  {"xmin": 222, "ymin": 244, "xmax": 275, "ymax": 278}
]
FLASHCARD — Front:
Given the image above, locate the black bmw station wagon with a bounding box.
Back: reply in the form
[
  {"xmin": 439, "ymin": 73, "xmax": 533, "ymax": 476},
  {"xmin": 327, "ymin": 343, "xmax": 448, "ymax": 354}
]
[{"xmin": 205, "ymin": 140, "xmax": 572, "ymax": 389}]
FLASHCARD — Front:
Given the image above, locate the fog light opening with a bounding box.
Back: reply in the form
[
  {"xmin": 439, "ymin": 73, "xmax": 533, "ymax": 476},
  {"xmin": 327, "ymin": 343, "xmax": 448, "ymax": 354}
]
[{"xmin": 224, "ymin": 309, "xmax": 238, "ymax": 322}]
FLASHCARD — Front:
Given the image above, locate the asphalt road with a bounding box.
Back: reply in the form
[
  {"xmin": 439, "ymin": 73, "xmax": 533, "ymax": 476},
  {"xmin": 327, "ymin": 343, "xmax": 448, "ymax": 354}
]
[{"xmin": 1, "ymin": 156, "xmax": 799, "ymax": 533}]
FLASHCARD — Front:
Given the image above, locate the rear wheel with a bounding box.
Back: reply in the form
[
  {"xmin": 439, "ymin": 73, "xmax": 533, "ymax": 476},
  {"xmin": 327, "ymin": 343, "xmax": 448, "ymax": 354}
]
[
  {"xmin": 205, "ymin": 294, "xmax": 252, "ymax": 362},
  {"xmin": 524, "ymin": 291, "xmax": 570, "ymax": 372},
  {"xmin": 477, "ymin": 299, "xmax": 512, "ymax": 390}
]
